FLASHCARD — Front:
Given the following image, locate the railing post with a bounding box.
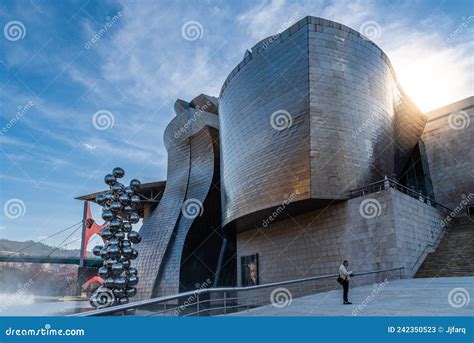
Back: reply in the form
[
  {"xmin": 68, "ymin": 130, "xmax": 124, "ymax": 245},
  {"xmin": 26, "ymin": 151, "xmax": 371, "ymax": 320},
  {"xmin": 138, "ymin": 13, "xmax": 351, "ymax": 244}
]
[
  {"xmin": 418, "ymin": 191, "xmax": 424, "ymax": 202},
  {"xmin": 224, "ymin": 292, "xmax": 227, "ymax": 315},
  {"xmin": 197, "ymin": 293, "xmax": 200, "ymax": 316},
  {"xmin": 164, "ymin": 302, "xmax": 166, "ymax": 316}
]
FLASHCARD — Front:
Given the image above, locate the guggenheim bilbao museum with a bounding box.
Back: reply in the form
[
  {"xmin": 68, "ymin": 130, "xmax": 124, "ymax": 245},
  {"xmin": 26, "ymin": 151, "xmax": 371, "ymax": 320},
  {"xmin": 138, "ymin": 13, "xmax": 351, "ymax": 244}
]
[{"xmin": 80, "ymin": 16, "xmax": 473, "ymax": 300}]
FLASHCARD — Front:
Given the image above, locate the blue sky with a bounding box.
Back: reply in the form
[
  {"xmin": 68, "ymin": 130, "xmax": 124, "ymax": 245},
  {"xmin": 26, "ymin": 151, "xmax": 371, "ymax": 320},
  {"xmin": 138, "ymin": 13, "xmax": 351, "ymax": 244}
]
[{"xmin": 1, "ymin": 0, "xmax": 473, "ymax": 250}]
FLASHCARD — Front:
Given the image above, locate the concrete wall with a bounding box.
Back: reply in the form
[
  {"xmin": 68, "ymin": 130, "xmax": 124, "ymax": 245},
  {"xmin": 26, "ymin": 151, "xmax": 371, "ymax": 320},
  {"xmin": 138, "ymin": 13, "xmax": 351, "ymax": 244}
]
[
  {"xmin": 421, "ymin": 96, "xmax": 474, "ymax": 210},
  {"xmin": 236, "ymin": 187, "xmax": 445, "ymax": 286}
]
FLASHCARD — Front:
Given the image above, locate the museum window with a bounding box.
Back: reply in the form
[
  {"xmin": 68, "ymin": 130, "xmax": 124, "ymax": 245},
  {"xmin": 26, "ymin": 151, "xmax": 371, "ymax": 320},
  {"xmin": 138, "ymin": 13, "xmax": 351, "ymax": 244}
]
[
  {"xmin": 467, "ymin": 205, "xmax": 474, "ymax": 217},
  {"xmin": 241, "ymin": 254, "xmax": 259, "ymax": 287}
]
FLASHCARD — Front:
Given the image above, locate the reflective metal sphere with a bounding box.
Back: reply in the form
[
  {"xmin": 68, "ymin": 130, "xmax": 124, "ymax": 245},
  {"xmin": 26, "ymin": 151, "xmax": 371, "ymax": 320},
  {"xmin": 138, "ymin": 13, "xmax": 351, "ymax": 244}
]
[
  {"xmin": 106, "ymin": 244, "xmax": 120, "ymax": 258},
  {"xmin": 95, "ymin": 194, "xmax": 105, "ymax": 205},
  {"xmin": 121, "ymin": 246, "xmax": 132, "ymax": 256},
  {"xmin": 98, "ymin": 266, "xmax": 109, "ymax": 279},
  {"xmin": 129, "ymin": 249, "xmax": 138, "ymax": 260},
  {"xmin": 103, "ymin": 192, "xmax": 114, "ymax": 202},
  {"xmin": 128, "ymin": 212, "xmax": 140, "ymax": 224},
  {"xmin": 120, "ymin": 239, "xmax": 131, "ymax": 248},
  {"xmin": 102, "ymin": 209, "xmax": 113, "ymax": 222},
  {"xmin": 115, "ymin": 276, "xmax": 126, "ymax": 289},
  {"xmin": 128, "ymin": 231, "xmax": 141, "ymax": 244},
  {"xmin": 110, "ymin": 201, "xmax": 122, "ymax": 212},
  {"xmin": 104, "ymin": 277, "xmax": 115, "ymax": 288},
  {"xmin": 126, "ymin": 287, "xmax": 137, "ymax": 297},
  {"xmin": 119, "ymin": 193, "xmax": 130, "ymax": 204},
  {"xmin": 111, "ymin": 182, "xmax": 124, "ymax": 194},
  {"xmin": 104, "ymin": 174, "xmax": 116, "ymax": 185},
  {"xmin": 108, "ymin": 238, "xmax": 120, "ymax": 246},
  {"xmin": 114, "ymin": 231, "xmax": 125, "ymax": 240},
  {"xmin": 92, "ymin": 245, "xmax": 103, "ymax": 257},
  {"xmin": 130, "ymin": 179, "xmax": 141, "ymax": 191},
  {"xmin": 91, "ymin": 171, "xmax": 143, "ymax": 308},
  {"xmin": 117, "ymin": 296, "xmax": 129, "ymax": 305},
  {"xmin": 113, "ymin": 288, "xmax": 125, "ymax": 298},
  {"xmin": 100, "ymin": 247, "xmax": 107, "ymax": 259},
  {"xmin": 105, "ymin": 258, "xmax": 118, "ymax": 268},
  {"xmin": 109, "ymin": 218, "xmax": 123, "ymax": 229},
  {"xmin": 121, "ymin": 259, "xmax": 131, "ymax": 269},
  {"xmin": 127, "ymin": 274, "xmax": 138, "ymax": 286},
  {"xmin": 122, "ymin": 221, "xmax": 132, "ymax": 232},
  {"xmin": 111, "ymin": 262, "xmax": 124, "ymax": 275},
  {"xmin": 108, "ymin": 225, "xmax": 119, "ymax": 234},
  {"xmin": 112, "ymin": 167, "xmax": 125, "ymax": 179},
  {"xmin": 100, "ymin": 228, "xmax": 113, "ymax": 240},
  {"xmin": 130, "ymin": 195, "xmax": 140, "ymax": 205}
]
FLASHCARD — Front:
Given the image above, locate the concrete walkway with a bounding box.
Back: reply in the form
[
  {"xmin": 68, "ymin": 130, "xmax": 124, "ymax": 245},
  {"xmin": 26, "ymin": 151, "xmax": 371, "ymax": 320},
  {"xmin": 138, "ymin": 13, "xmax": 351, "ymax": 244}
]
[{"xmin": 231, "ymin": 277, "xmax": 474, "ymax": 316}]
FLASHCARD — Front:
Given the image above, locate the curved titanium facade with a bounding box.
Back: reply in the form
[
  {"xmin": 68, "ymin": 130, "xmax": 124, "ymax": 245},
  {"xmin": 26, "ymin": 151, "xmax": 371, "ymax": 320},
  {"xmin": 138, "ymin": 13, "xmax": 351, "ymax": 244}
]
[
  {"xmin": 135, "ymin": 95, "xmax": 222, "ymax": 299},
  {"xmin": 219, "ymin": 16, "xmax": 426, "ymax": 226}
]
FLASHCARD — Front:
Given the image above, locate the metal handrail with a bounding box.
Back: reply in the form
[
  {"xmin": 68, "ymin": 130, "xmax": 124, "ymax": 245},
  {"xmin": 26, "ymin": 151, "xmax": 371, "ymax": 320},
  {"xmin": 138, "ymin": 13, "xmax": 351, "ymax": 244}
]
[
  {"xmin": 349, "ymin": 177, "xmax": 452, "ymax": 214},
  {"xmin": 72, "ymin": 266, "xmax": 404, "ymax": 316}
]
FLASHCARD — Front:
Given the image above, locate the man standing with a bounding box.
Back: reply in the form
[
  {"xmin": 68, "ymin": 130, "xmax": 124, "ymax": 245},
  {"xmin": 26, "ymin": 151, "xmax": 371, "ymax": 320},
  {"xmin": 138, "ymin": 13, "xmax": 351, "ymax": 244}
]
[{"xmin": 339, "ymin": 260, "xmax": 353, "ymax": 304}]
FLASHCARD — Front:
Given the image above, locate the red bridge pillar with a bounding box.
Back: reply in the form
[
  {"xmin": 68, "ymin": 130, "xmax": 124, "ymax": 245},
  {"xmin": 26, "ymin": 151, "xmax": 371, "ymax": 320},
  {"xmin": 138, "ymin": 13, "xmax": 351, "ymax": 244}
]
[{"xmin": 79, "ymin": 201, "xmax": 106, "ymax": 267}]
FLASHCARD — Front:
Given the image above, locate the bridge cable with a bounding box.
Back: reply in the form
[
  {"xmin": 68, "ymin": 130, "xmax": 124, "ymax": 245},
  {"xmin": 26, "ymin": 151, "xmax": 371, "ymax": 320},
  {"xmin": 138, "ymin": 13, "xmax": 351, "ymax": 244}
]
[
  {"xmin": 15, "ymin": 220, "xmax": 83, "ymax": 254},
  {"xmin": 46, "ymin": 224, "xmax": 82, "ymax": 257}
]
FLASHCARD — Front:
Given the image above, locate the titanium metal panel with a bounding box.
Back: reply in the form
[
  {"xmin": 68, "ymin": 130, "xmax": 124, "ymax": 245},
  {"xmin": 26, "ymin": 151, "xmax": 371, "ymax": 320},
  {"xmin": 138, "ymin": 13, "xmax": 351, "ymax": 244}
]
[
  {"xmin": 135, "ymin": 97, "xmax": 219, "ymax": 299},
  {"xmin": 219, "ymin": 16, "xmax": 426, "ymax": 226}
]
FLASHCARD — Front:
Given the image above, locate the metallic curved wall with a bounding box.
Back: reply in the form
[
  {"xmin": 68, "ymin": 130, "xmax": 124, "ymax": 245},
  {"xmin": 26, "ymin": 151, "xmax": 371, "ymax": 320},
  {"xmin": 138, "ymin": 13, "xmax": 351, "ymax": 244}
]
[
  {"xmin": 219, "ymin": 16, "xmax": 426, "ymax": 226},
  {"xmin": 135, "ymin": 95, "xmax": 221, "ymax": 299}
]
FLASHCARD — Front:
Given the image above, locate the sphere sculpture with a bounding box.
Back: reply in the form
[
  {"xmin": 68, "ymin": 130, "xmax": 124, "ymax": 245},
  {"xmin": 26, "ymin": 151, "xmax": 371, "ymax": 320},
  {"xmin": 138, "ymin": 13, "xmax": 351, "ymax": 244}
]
[{"xmin": 90, "ymin": 167, "xmax": 142, "ymax": 309}]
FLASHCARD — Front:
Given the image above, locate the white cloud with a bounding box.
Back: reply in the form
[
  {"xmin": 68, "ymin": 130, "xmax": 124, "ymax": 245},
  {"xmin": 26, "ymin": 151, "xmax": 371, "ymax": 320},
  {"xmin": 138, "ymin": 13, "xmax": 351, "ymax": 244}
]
[
  {"xmin": 236, "ymin": 0, "xmax": 473, "ymax": 112},
  {"xmin": 83, "ymin": 143, "xmax": 96, "ymax": 150}
]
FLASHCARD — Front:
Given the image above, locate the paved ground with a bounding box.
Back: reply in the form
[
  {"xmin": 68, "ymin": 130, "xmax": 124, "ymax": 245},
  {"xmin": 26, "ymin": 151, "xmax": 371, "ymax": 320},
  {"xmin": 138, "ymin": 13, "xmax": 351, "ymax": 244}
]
[{"xmin": 231, "ymin": 277, "xmax": 474, "ymax": 316}]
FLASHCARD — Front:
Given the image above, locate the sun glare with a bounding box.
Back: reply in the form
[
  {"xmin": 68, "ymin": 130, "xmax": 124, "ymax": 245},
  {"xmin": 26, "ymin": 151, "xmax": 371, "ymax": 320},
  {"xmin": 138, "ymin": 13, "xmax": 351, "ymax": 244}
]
[{"xmin": 391, "ymin": 47, "xmax": 471, "ymax": 113}]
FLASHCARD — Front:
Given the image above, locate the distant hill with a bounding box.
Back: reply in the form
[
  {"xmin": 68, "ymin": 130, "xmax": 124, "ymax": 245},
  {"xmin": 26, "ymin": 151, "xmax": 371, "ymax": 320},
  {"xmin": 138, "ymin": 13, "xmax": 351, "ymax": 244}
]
[{"xmin": 0, "ymin": 239, "xmax": 95, "ymax": 259}]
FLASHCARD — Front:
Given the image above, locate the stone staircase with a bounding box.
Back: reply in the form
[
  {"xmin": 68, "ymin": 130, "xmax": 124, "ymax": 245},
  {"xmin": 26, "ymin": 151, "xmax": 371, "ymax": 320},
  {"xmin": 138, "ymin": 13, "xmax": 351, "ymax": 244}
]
[{"xmin": 415, "ymin": 217, "xmax": 474, "ymax": 278}]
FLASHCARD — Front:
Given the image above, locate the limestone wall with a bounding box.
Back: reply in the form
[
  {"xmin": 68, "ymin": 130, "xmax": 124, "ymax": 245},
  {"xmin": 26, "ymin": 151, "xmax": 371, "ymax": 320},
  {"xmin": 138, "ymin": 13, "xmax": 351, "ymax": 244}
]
[{"xmin": 236, "ymin": 187, "xmax": 445, "ymax": 287}]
